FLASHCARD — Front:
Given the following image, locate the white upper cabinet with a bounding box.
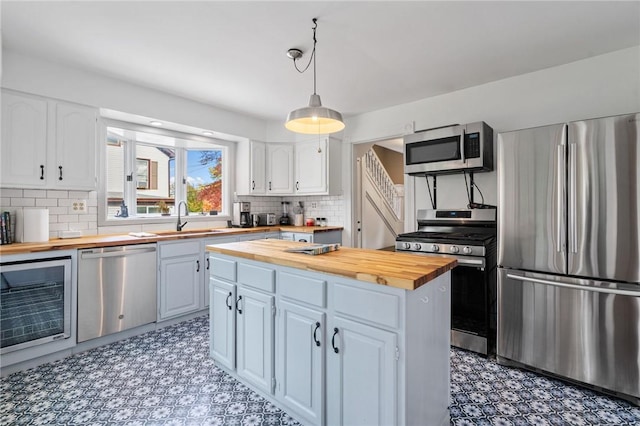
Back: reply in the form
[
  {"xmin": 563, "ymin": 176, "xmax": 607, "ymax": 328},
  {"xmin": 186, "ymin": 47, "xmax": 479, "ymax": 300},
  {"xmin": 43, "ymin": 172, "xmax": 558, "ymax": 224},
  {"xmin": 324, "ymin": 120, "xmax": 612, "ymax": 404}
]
[
  {"xmin": 266, "ymin": 143, "xmax": 294, "ymax": 194},
  {"xmin": 295, "ymin": 140, "xmax": 327, "ymax": 194},
  {"xmin": 1, "ymin": 91, "xmax": 48, "ymax": 187},
  {"xmin": 236, "ymin": 140, "xmax": 267, "ymax": 195},
  {"xmin": 236, "ymin": 138, "xmax": 342, "ymax": 196},
  {"xmin": 1, "ymin": 90, "xmax": 97, "ymax": 190},
  {"xmin": 250, "ymin": 141, "xmax": 267, "ymax": 194},
  {"xmin": 53, "ymin": 102, "xmax": 97, "ymax": 190}
]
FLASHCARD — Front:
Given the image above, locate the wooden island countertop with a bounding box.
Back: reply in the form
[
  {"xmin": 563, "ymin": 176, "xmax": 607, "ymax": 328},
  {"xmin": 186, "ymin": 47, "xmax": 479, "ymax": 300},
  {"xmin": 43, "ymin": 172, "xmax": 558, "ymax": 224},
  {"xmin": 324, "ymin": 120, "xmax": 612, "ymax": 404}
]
[{"xmin": 206, "ymin": 239, "xmax": 456, "ymax": 290}]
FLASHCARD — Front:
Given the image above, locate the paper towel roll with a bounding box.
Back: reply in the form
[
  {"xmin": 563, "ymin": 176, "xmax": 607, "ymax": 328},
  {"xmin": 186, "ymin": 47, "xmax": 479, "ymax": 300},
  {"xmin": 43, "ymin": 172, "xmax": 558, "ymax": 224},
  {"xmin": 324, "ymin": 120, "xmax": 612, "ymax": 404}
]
[{"xmin": 18, "ymin": 208, "xmax": 49, "ymax": 243}]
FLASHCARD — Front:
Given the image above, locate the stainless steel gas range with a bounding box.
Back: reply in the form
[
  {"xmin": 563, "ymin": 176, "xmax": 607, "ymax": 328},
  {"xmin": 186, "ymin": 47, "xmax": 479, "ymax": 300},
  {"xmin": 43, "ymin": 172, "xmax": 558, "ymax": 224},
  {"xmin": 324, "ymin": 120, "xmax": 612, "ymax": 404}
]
[{"xmin": 396, "ymin": 209, "xmax": 497, "ymax": 356}]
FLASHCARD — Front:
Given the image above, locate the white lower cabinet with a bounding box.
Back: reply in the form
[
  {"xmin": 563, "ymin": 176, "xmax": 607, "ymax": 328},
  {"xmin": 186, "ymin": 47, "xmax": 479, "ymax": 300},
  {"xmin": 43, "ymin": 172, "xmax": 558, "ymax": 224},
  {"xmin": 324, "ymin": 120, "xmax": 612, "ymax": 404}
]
[
  {"xmin": 158, "ymin": 241, "xmax": 202, "ymax": 320},
  {"xmin": 277, "ymin": 300, "xmax": 325, "ymax": 426},
  {"xmin": 209, "ymin": 253, "xmax": 451, "ymax": 426},
  {"xmin": 210, "ymin": 278, "xmax": 236, "ymax": 370},
  {"xmin": 326, "ymin": 316, "xmax": 397, "ymax": 426},
  {"xmin": 236, "ymin": 286, "xmax": 275, "ymax": 395}
]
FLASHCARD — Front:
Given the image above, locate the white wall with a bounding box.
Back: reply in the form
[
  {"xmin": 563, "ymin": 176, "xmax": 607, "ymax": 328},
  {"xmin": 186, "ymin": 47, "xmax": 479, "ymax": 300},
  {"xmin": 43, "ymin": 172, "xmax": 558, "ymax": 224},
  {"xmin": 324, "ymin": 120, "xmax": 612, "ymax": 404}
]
[
  {"xmin": 322, "ymin": 46, "xmax": 640, "ymax": 238},
  {"xmin": 1, "ymin": 49, "xmax": 267, "ymax": 141}
]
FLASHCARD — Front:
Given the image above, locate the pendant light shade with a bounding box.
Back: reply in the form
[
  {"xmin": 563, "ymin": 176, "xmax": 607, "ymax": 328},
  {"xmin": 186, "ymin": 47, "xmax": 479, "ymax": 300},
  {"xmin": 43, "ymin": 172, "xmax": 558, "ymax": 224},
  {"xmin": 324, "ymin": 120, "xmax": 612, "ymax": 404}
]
[
  {"xmin": 285, "ymin": 19, "xmax": 345, "ymax": 135},
  {"xmin": 285, "ymin": 94, "xmax": 345, "ymax": 134}
]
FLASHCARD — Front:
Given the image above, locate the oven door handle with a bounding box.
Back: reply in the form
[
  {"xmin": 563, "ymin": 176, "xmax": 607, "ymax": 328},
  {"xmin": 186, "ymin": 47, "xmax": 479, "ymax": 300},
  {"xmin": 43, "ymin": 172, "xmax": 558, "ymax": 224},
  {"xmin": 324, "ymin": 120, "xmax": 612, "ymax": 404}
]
[{"xmin": 456, "ymin": 257, "xmax": 485, "ymax": 267}]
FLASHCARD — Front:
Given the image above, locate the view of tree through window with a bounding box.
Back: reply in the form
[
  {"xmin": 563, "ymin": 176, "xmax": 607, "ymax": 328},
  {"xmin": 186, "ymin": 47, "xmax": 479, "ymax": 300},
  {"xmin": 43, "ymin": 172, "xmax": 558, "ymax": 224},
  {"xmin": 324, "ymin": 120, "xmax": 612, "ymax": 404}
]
[
  {"xmin": 186, "ymin": 150, "xmax": 223, "ymax": 214},
  {"xmin": 104, "ymin": 125, "xmax": 226, "ymax": 220}
]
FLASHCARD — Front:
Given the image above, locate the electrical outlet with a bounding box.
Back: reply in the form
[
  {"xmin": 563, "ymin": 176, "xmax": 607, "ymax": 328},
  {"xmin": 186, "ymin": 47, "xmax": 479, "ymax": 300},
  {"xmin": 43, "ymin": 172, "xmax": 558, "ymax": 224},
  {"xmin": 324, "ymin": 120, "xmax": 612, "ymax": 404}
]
[
  {"xmin": 72, "ymin": 199, "xmax": 87, "ymax": 214},
  {"xmin": 311, "ymin": 202, "xmax": 317, "ymax": 208}
]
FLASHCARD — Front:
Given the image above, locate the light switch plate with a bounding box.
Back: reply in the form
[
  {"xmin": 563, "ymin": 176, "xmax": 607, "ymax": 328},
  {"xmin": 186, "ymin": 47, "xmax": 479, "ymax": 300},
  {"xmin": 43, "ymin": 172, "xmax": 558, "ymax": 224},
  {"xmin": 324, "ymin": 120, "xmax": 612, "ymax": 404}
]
[{"xmin": 72, "ymin": 199, "xmax": 87, "ymax": 214}]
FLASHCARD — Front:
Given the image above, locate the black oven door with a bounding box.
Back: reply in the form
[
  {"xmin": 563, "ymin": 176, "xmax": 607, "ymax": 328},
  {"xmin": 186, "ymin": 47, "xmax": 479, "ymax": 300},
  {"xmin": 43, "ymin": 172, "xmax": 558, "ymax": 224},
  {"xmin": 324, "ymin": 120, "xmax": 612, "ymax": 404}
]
[{"xmin": 450, "ymin": 256, "xmax": 496, "ymax": 356}]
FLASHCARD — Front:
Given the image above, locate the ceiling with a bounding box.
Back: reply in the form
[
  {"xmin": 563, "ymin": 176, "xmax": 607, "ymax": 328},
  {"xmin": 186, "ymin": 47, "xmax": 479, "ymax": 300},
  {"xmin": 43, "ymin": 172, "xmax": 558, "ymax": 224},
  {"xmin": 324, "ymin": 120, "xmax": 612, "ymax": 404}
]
[{"xmin": 2, "ymin": 1, "xmax": 639, "ymax": 124}]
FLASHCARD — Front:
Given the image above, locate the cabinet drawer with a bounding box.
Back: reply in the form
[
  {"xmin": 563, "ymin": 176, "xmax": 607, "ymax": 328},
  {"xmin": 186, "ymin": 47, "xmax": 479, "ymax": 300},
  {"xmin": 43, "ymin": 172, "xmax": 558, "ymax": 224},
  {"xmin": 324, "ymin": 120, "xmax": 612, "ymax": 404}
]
[
  {"xmin": 238, "ymin": 263, "xmax": 275, "ymax": 293},
  {"xmin": 333, "ymin": 282, "xmax": 400, "ymax": 329},
  {"xmin": 211, "ymin": 256, "xmax": 236, "ymax": 281},
  {"xmin": 159, "ymin": 241, "xmax": 201, "ymax": 258},
  {"xmin": 280, "ymin": 271, "xmax": 326, "ymax": 307}
]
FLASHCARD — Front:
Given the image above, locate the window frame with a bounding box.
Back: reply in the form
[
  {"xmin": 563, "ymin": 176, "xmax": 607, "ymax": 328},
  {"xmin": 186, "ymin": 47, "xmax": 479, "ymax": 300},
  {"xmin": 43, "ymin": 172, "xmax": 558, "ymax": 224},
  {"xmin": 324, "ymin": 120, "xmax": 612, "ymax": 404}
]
[{"xmin": 98, "ymin": 118, "xmax": 236, "ymax": 227}]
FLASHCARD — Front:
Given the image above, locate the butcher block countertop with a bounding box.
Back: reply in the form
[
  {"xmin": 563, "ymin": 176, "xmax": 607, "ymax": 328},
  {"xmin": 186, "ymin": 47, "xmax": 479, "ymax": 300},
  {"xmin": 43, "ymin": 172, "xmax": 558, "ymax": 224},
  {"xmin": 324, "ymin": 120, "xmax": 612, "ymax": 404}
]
[
  {"xmin": 206, "ymin": 239, "xmax": 457, "ymax": 290},
  {"xmin": 0, "ymin": 226, "xmax": 343, "ymax": 255}
]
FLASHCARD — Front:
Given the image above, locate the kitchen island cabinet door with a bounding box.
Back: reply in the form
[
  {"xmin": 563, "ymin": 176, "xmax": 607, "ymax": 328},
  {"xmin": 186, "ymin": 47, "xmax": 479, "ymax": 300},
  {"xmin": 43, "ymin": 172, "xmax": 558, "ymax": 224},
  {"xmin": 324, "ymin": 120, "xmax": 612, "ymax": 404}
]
[
  {"xmin": 236, "ymin": 286, "xmax": 275, "ymax": 395},
  {"xmin": 210, "ymin": 278, "xmax": 236, "ymax": 370},
  {"xmin": 277, "ymin": 300, "xmax": 325, "ymax": 426},
  {"xmin": 326, "ymin": 316, "xmax": 397, "ymax": 426},
  {"xmin": 159, "ymin": 254, "xmax": 201, "ymax": 320}
]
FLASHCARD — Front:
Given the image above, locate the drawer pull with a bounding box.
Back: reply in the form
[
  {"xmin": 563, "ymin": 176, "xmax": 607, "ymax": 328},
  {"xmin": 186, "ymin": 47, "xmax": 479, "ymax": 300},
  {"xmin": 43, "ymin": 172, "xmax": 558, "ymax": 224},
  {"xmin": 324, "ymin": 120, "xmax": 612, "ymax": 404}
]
[
  {"xmin": 226, "ymin": 292, "xmax": 232, "ymax": 310},
  {"xmin": 313, "ymin": 322, "xmax": 321, "ymax": 347},
  {"xmin": 331, "ymin": 327, "xmax": 339, "ymax": 354}
]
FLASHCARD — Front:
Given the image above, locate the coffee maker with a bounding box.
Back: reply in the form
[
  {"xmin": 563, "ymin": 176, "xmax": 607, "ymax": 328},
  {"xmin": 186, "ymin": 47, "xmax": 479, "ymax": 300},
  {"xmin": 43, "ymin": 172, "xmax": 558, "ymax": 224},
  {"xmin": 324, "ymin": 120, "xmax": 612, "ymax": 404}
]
[{"xmin": 232, "ymin": 202, "xmax": 251, "ymax": 228}]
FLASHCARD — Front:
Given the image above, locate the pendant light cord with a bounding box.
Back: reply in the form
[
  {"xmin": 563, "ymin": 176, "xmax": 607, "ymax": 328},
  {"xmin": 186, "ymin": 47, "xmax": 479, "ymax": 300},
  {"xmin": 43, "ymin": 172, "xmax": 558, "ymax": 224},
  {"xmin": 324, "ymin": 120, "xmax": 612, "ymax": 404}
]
[{"xmin": 292, "ymin": 18, "xmax": 318, "ymax": 95}]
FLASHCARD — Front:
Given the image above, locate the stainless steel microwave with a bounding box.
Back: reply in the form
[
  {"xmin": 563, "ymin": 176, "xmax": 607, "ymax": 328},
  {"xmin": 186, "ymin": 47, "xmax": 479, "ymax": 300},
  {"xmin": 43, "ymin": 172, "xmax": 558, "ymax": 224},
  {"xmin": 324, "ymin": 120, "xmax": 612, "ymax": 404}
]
[{"xmin": 404, "ymin": 121, "xmax": 493, "ymax": 175}]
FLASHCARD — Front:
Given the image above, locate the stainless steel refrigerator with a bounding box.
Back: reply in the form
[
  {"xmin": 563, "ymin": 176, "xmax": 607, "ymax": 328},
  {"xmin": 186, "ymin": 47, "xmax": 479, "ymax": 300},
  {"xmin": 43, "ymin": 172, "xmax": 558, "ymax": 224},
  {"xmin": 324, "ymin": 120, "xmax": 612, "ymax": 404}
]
[{"xmin": 496, "ymin": 113, "xmax": 640, "ymax": 405}]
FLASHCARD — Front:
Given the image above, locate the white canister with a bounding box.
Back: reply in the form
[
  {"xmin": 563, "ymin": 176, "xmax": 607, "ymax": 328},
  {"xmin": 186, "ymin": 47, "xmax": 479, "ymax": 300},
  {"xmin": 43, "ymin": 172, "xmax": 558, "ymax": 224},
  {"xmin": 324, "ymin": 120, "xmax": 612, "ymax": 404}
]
[
  {"xmin": 16, "ymin": 208, "xmax": 50, "ymax": 242},
  {"xmin": 294, "ymin": 213, "xmax": 304, "ymax": 227}
]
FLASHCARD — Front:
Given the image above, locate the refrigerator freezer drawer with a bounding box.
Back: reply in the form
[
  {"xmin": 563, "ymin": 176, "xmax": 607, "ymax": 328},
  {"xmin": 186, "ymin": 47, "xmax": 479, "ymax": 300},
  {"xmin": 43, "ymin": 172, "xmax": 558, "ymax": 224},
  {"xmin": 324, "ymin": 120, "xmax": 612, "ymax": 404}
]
[{"xmin": 497, "ymin": 268, "xmax": 640, "ymax": 403}]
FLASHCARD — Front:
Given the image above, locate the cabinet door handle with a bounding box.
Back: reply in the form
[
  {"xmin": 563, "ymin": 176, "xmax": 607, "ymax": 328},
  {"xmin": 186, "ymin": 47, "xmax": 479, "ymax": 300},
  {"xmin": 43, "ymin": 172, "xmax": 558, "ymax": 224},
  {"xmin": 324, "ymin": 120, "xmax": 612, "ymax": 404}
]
[
  {"xmin": 226, "ymin": 292, "xmax": 232, "ymax": 310},
  {"xmin": 40, "ymin": 165, "xmax": 45, "ymax": 180},
  {"xmin": 206, "ymin": 258, "xmax": 210, "ymax": 270},
  {"xmin": 269, "ymin": 181, "xmax": 272, "ymax": 191},
  {"xmin": 331, "ymin": 327, "xmax": 339, "ymax": 354},
  {"xmin": 236, "ymin": 295, "xmax": 243, "ymax": 314},
  {"xmin": 296, "ymin": 181, "xmax": 299, "ymax": 191},
  {"xmin": 58, "ymin": 166, "xmax": 63, "ymax": 180},
  {"xmin": 252, "ymin": 180, "xmax": 255, "ymax": 190},
  {"xmin": 196, "ymin": 260, "xmax": 200, "ymax": 272},
  {"xmin": 313, "ymin": 322, "xmax": 321, "ymax": 347}
]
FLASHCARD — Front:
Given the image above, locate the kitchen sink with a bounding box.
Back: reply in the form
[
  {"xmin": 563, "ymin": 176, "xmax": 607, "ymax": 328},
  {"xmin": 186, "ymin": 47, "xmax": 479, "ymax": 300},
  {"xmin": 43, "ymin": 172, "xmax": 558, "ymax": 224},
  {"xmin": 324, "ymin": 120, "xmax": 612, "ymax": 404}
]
[{"xmin": 153, "ymin": 229, "xmax": 229, "ymax": 237}]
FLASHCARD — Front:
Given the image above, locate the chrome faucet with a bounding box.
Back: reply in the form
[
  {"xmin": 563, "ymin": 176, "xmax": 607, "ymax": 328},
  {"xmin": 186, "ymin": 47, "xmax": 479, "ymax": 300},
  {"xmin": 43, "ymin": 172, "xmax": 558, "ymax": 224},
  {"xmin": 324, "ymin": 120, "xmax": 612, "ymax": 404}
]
[{"xmin": 177, "ymin": 201, "xmax": 189, "ymax": 231}]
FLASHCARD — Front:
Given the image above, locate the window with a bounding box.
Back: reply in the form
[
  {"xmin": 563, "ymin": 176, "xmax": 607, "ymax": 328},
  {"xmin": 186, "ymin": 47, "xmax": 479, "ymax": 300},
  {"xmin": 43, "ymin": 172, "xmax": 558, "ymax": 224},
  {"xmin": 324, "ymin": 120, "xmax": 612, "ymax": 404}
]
[{"xmin": 104, "ymin": 123, "xmax": 229, "ymax": 221}]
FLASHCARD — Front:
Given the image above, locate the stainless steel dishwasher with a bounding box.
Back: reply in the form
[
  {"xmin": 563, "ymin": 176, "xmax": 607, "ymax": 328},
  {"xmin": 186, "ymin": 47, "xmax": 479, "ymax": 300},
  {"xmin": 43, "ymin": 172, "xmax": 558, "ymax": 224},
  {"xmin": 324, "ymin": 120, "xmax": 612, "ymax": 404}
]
[{"xmin": 78, "ymin": 244, "xmax": 157, "ymax": 342}]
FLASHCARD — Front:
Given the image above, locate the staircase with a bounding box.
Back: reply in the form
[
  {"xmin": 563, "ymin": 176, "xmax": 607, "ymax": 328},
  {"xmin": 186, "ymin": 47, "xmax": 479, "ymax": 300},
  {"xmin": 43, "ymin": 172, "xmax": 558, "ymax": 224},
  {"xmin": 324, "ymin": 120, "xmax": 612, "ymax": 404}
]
[{"xmin": 358, "ymin": 148, "xmax": 404, "ymax": 249}]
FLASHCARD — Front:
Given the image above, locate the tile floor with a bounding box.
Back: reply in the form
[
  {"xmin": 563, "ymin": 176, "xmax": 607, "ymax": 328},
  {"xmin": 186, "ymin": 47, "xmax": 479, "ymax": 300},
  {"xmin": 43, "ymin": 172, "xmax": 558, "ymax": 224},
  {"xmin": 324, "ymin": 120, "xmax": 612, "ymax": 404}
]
[{"xmin": 1, "ymin": 315, "xmax": 639, "ymax": 425}]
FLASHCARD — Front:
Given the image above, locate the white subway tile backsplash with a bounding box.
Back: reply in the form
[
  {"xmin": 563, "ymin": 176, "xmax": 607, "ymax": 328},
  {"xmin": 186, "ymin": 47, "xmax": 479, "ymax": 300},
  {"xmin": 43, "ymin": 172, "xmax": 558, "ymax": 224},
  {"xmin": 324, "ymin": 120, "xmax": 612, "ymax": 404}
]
[
  {"xmin": 0, "ymin": 189, "xmax": 23, "ymax": 198},
  {"xmin": 35, "ymin": 198, "xmax": 59, "ymax": 207},
  {"xmin": 58, "ymin": 214, "xmax": 79, "ymax": 223},
  {"xmin": 49, "ymin": 223, "xmax": 69, "ymax": 231},
  {"xmin": 46, "ymin": 190, "xmax": 69, "ymax": 199},
  {"xmin": 11, "ymin": 198, "xmax": 35, "ymax": 207},
  {"xmin": 23, "ymin": 189, "xmax": 47, "ymax": 198}
]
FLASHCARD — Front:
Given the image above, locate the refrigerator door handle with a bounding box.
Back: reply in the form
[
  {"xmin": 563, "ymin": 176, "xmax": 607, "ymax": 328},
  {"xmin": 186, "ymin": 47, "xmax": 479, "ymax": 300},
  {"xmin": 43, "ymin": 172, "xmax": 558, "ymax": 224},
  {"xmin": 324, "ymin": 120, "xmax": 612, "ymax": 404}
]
[
  {"xmin": 506, "ymin": 273, "xmax": 640, "ymax": 297},
  {"xmin": 568, "ymin": 143, "xmax": 578, "ymax": 253},
  {"xmin": 556, "ymin": 145, "xmax": 565, "ymax": 252}
]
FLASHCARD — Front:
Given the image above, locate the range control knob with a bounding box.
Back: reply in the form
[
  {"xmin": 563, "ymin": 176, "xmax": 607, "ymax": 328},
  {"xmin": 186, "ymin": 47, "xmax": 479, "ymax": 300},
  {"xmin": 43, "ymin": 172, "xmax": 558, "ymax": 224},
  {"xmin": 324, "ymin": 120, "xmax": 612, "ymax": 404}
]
[
  {"xmin": 413, "ymin": 243, "xmax": 422, "ymax": 250},
  {"xmin": 403, "ymin": 242, "xmax": 411, "ymax": 250},
  {"xmin": 431, "ymin": 244, "xmax": 440, "ymax": 252},
  {"xmin": 462, "ymin": 246, "xmax": 473, "ymax": 254},
  {"xmin": 449, "ymin": 245, "xmax": 460, "ymax": 254}
]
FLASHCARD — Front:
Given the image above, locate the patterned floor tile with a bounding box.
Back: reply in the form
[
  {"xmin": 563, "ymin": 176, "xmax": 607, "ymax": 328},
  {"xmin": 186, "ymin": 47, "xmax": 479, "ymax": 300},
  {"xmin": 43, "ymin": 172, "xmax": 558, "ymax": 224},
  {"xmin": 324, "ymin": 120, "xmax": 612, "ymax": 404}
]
[{"xmin": 1, "ymin": 315, "xmax": 639, "ymax": 425}]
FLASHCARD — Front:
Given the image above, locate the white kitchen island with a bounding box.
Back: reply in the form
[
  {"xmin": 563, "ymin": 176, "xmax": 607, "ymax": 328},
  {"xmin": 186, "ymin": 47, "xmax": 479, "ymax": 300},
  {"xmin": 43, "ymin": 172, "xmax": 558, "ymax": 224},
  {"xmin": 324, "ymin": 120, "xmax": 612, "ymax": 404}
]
[{"xmin": 206, "ymin": 239, "xmax": 456, "ymax": 426}]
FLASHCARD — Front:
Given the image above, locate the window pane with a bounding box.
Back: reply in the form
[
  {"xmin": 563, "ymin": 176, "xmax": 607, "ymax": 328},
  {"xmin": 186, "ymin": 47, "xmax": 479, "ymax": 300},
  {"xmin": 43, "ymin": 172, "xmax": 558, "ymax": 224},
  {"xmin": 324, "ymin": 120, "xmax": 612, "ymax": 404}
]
[
  {"xmin": 186, "ymin": 150, "xmax": 222, "ymax": 214},
  {"xmin": 106, "ymin": 130, "xmax": 125, "ymax": 218},
  {"xmin": 136, "ymin": 145, "xmax": 175, "ymax": 216}
]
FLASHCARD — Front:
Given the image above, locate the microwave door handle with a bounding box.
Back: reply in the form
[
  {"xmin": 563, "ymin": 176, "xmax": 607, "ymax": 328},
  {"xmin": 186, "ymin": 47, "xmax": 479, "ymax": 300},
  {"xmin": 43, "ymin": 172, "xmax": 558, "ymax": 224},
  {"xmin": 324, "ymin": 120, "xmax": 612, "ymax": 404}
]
[{"xmin": 460, "ymin": 128, "xmax": 466, "ymax": 163}]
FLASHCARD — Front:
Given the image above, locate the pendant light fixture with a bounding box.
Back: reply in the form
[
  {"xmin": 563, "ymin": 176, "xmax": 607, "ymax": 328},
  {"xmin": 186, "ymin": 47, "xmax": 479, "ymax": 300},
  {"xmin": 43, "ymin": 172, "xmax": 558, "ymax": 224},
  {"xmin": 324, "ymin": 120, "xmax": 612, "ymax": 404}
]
[{"xmin": 285, "ymin": 18, "xmax": 345, "ymax": 135}]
